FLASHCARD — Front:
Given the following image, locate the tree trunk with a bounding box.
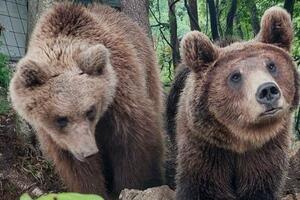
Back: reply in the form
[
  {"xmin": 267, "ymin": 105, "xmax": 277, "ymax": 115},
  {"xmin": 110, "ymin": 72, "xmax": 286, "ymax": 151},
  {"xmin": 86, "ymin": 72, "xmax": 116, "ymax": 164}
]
[
  {"xmin": 216, "ymin": 0, "xmax": 226, "ymax": 37},
  {"xmin": 121, "ymin": 0, "xmax": 152, "ymax": 37},
  {"xmin": 207, "ymin": 0, "xmax": 219, "ymax": 40},
  {"xmin": 236, "ymin": 14, "xmax": 244, "ymax": 39},
  {"xmin": 247, "ymin": 0, "xmax": 260, "ymax": 36},
  {"xmin": 284, "ymin": 0, "xmax": 295, "ymax": 18},
  {"xmin": 225, "ymin": 0, "xmax": 237, "ymax": 36},
  {"xmin": 168, "ymin": 0, "xmax": 180, "ymax": 68},
  {"xmin": 27, "ymin": 0, "xmax": 56, "ymax": 47},
  {"xmin": 186, "ymin": 0, "xmax": 200, "ymax": 31}
]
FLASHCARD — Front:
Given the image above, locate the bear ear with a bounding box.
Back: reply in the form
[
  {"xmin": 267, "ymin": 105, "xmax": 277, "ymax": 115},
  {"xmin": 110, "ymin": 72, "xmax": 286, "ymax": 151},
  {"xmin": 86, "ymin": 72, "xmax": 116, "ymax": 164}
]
[
  {"xmin": 18, "ymin": 60, "xmax": 48, "ymax": 88},
  {"xmin": 77, "ymin": 44, "xmax": 110, "ymax": 76},
  {"xmin": 180, "ymin": 31, "xmax": 218, "ymax": 73},
  {"xmin": 257, "ymin": 6, "xmax": 293, "ymax": 51}
]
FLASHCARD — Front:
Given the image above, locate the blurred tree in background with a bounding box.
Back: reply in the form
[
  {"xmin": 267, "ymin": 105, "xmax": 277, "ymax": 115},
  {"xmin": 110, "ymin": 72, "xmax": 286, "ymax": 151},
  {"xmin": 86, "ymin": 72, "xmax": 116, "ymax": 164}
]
[{"xmin": 149, "ymin": 0, "xmax": 299, "ymax": 83}]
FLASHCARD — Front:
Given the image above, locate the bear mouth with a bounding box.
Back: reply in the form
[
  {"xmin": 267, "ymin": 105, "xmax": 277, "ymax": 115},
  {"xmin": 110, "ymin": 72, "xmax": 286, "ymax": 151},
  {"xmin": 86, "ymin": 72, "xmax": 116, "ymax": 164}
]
[{"xmin": 260, "ymin": 107, "xmax": 282, "ymax": 117}]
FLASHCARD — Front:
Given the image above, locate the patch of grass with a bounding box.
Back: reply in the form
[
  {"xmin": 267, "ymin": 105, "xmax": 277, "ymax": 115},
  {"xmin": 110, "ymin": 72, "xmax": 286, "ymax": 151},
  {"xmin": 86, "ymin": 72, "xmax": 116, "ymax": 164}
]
[
  {"xmin": 16, "ymin": 137, "xmax": 65, "ymax": 193},
  {"xmin": 0, "ymin": 52, "xmax": 11, "ymax": 115},
  {"xmin": 0, "ymin": 95, "xmax": 10, "ymax": 115},
  {"xmin": 0, "ymin": 53, "xmax": 10, "ymax": 89}
]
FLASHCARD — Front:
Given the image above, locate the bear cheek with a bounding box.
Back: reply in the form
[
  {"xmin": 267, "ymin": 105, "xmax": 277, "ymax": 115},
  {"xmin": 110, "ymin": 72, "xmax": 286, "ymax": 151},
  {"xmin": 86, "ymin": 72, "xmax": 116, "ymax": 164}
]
[
  {"xmin": 35, "ymin": 125, "xmax": 69, "ymax": 150},
  {"xmin": 241, "ymin": 98, "xmax": 261, "ymax": 124},
  {"xmin": 221, "ymin": 91, "xmax": 253, "ymax": 126},
  {"xmin": 55, "ymin": 138, "xmax": 69, "ymax": 150},
  {"xmin": 275, "ymin": 73, "xmax": 295, "ymax": 108},
  {"xmin": 208, "ymin": 86, "xmax": 239, "ymax": 125}
]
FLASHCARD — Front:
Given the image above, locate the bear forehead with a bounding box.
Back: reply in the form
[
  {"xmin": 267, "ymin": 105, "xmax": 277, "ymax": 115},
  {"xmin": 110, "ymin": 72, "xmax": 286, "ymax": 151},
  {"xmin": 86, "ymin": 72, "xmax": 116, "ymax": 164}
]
[
  {"xmin": 51, "ymin": 73, "xmax": 100, "ymax": 92},
  {"xmin": 47, "ymin": 76, "xmax": 105, "ymax": 107},
  {"xmin": 27, "ymin": 39, "xmax": 92, "ymax": 70},
  {"xmin": 216, "ymin": 42, "xmax": 293, "ymax": 66},
  {"xmin": 24, "ymin": 74, "xmax": 103, "ymax": 110}
]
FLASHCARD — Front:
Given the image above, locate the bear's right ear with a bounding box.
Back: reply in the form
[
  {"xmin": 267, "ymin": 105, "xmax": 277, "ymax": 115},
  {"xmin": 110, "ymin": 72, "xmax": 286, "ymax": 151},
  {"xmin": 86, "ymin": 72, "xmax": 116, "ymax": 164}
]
[
  {"xmin": 77, "ymin": 44, "xmax": 110, "ymax": 76},
  {"xmin": 257, "ymin": 6, "xmax": 293, "ymax": 51},
  {"xmin": 17, "ymin": 60, "xmax": 48, "ymax": 88},
  {"xmin": 180, "ymin": 31, "xmax": 218, "ymax": 73}
]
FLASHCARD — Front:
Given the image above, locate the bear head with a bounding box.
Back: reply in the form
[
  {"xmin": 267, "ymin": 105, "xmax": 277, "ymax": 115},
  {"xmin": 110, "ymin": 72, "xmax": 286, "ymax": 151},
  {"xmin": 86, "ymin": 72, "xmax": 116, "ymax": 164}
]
[
  {"xmin": 10, "ymin": 42, "xmax": 117, "ymax": 161},
  {"xmin": 180, "ymin": 7, "xmax": 299, "ymax": 148}
]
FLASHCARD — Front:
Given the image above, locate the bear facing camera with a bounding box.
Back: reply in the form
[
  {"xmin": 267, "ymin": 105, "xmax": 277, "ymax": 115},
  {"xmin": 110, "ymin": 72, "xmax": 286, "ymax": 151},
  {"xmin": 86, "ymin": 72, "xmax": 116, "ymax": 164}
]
[
  {"xmin": 167, "ymin": 6, "xmax": 299, "ymax": 200},
  {"xmin": 9, "ymin": 3, "xmax": 164, "ymax": 199}
]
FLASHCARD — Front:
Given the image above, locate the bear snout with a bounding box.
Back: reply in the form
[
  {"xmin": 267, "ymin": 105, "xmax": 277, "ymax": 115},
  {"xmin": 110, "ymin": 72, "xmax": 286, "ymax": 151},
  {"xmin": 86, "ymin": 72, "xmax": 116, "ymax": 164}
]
[
  {"xmin": 72, "ymin": 147, "xmax": 99, "ymax": 162},
  {"xmin": 82, "ymin": 147, "xmax": 99, "ymax": 158},
  {"xmin": 256, "ymin": 82, "xmax": 281, "ymax": 106}
]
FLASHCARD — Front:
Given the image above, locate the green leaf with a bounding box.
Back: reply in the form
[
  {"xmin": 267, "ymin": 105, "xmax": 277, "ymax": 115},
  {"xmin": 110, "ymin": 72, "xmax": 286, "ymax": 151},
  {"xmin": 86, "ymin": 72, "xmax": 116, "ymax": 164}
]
[
  {"xmin": 37, "ymin": 193, "xmax": 104, "ymax": 200},
  {"xmin": 20, "ymin": 193, "xmax": 34, "ymax": 200},
  {"xmin": 20, "ymin": 192, "xmax": 104, "ymax": 200}
]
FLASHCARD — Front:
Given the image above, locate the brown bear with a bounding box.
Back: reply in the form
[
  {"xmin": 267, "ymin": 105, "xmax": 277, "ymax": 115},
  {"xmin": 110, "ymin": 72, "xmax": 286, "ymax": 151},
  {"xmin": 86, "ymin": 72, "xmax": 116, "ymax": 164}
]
[
  {"xmin": 9, "ymin": 3, "xmax": 164, "ymax": 199},
  {"xmin": 167, "ymin": 7, "xmax": 299, "ymax": 200},
  {"xmin": 165, "ymin": 39, "xmax": 241, "ymax": 190}
]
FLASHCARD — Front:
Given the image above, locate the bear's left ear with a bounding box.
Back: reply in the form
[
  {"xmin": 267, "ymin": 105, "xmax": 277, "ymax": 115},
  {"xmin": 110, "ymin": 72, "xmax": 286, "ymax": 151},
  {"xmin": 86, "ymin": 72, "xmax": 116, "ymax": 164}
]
[
  {"xmin": 180, "ymin": 31, "xmax": 218, "ymax": 73},
  {"xmin": 257, "ymin": 6, "xmax": 293, "ymax": 52},
  {"xmin": 76, "ymin": 44, "xmax": 110, "ymax": 76}
]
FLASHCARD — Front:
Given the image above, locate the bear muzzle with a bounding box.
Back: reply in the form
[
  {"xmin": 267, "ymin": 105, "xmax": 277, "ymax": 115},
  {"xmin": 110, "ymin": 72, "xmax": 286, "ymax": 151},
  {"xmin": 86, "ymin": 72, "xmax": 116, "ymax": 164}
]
[
  {"xmin": 71, "ymin": 144, "xmax": 99, "ymax": 162},
  {"xmin": 256, "ymin": 82, "xmax": 281, "ymax": 106},
  {"xmin": 66, "ymin": 126, "xmax": 100, "ymax": 162}
]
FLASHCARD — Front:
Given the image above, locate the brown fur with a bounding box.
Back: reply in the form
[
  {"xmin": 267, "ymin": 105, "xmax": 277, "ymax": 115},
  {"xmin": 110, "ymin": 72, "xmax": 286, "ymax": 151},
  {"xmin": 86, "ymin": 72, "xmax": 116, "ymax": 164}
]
[
  {"xmin": 10, "ymin": 3, "xmax": 164, "ymax": 199},
  {"xmin": 174, "ymin": 7, "xmax": 298, "ymax": 200}
]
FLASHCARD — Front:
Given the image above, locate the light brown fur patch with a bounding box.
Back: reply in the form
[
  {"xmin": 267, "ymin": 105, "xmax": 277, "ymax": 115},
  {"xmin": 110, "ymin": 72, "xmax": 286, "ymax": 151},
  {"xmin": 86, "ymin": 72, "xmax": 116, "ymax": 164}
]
[{"xmin": 10, "ymin": 3, "xmax": 164, "ymax": 199}]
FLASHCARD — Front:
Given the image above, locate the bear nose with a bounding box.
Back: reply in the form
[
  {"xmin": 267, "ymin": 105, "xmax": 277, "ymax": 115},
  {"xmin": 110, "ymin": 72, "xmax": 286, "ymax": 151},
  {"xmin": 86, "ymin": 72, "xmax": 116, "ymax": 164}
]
[{"xmin": 256, "ymin": 82, "xmax": 281, "ymax": 105}]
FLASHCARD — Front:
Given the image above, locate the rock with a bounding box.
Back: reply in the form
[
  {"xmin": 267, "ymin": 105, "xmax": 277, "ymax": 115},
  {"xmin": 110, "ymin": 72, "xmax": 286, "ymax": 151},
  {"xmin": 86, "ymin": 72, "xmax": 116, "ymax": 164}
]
[
  {"xmin": 281, "ymin": 193, "xmax": 300, "ymax": 200},
  {"xmin": 15, "ymin": 115, "xmax": 35, "ymax": 145},
  {"xmin": 119, "ymin": 185, "xmax": 175, "ymax": 200},
  {"xmin": 27, "ymin": 0, "xmax": 56, "ymax": 41}
]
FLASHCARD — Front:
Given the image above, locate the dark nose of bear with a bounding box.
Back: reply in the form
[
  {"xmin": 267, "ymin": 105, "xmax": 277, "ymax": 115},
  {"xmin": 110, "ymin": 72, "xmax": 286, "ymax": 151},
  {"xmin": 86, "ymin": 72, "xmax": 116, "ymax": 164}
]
[{"xmin": 256, "ymin": 82, "xmax": 281, "ymax": 105}]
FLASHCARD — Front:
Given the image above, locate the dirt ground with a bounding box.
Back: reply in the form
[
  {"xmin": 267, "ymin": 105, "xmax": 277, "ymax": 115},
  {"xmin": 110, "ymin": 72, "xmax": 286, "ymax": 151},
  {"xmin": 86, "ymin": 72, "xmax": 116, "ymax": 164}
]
[{"xmin": 0, "ymin": 111, "xmax": 64, "ymax": 200}]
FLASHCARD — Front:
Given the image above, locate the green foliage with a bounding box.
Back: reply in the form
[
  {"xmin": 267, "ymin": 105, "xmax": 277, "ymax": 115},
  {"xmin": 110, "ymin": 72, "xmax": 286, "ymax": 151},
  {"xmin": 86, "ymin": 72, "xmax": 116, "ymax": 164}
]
[
  {"xmin": 20, "ymin": 193, "xmax": 104, "ymax": 200},
  {"xmin": 150, "ymin": 0, "xmax": 300, "ymax": 86},
  {"xmin": 149, "ymin": 0, "xmax": 190, "ymax": 85},
  {"xmin": 0, "ymin": 95, "xmax": 10, "ymax": 114},
  {"xmin": 0, "ymin": 52, "xmax": 10, "ymax": 90},
  {"xmin": 20, "ymin": 193, "xmax": 33, "ymax": 200},
  {"xmin": 0, "ymin": 52, "xmax": 10, "ymax": 115}
]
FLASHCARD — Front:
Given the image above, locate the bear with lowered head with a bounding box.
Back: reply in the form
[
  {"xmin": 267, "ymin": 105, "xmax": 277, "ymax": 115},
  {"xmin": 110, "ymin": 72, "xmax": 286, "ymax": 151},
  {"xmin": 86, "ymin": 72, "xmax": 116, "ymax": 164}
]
[
  {"xmin": 171, "ymin": 7, "xmax": 299, "ymax": 200},
  {"xmin": 9, "ymin": 3, "xmax": 164, "ymax": 199}
]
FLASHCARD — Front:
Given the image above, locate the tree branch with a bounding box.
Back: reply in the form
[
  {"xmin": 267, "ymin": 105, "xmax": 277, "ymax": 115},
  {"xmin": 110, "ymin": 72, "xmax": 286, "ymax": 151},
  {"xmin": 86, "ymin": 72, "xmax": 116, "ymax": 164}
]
[
  {"xmin": 169, "ymin": 0, "xmax": 181, "ymax": 12},
  {"xmin": 149, "ymin": 7, "xmax": 173, "ymax": 48},
  {"xmin": 184, "ymin": 0, "xmax": 201, "ymax": 31}
]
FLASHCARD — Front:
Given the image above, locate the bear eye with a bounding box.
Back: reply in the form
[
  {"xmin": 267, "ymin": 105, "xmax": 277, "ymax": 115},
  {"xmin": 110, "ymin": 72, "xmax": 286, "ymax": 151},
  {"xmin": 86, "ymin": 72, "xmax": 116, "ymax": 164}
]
[
  {"xmin": 267, "ymin": 61, "xmax": 277, "ymax": 74},
  {"xmin": 55, "ymin": 117, "xmax": 69, "ymax": 128},
  {"xmin": 86, "ymin": 105, "xmax": 96, "ymax": 121},
  {"xmin": 229, "ymin": 71, "xmax": 242, "ymax": 83}
]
